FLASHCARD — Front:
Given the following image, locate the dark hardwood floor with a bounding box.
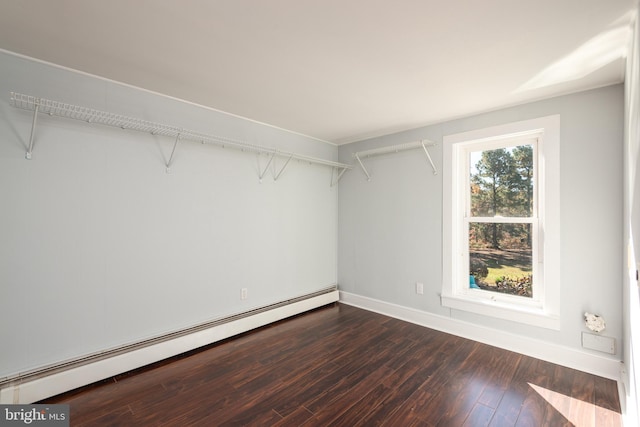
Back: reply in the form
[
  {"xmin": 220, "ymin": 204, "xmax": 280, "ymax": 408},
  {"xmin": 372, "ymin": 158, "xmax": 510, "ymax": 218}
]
[{"xmin": 43, "ymin": 303, "xmax": 621, "ymax": 426}]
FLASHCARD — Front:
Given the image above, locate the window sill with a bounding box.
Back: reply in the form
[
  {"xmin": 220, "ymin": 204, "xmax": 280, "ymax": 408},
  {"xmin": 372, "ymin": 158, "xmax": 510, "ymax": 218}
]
[{"xmin": 441, "ymin": 293, "xmax": 560, "ymax": 330}]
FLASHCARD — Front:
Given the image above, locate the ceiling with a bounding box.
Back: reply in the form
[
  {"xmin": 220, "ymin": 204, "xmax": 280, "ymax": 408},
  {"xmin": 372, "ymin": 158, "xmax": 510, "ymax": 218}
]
[{"xmin": 0, "ymin": 0, "xmax": 636, "ymax": 144}]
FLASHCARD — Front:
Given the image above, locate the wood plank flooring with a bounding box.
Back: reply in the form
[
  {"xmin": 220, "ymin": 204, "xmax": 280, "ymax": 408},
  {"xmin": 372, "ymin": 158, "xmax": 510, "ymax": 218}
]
[{"xmin": 42, "ymin": 303, "xmax": 621, "ymax": 426}]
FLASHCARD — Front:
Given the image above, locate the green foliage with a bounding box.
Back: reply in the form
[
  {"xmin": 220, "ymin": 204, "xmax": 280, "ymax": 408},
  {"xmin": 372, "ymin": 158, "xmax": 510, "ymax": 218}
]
[
  {"xmin": 471, "ymin": 148, "xmax": 515, "ymax": 217},
  {"xmin": 469, "ymin": 145, "xmax": 533, "ymax": 249},
  {"xmin": 470, "ymin": 258, "xmax": 488, "ymax": 279},
  {"xmin": 470, "ymin": 248, "xmax": 533, "ymax": 298},
  {"xmin": 494, "ymin": 275, "xmax": 532, "ymax": 297}
]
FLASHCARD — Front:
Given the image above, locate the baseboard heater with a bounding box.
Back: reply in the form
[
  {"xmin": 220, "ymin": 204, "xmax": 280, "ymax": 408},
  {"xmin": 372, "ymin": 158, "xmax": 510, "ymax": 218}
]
[{"xmin": 0, "ymin": 285, "xmax": 339, "ymax": 404}]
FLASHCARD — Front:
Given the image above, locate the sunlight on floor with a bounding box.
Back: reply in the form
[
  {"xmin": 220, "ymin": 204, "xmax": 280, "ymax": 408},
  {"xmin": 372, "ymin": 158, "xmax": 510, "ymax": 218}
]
[{"xmin": 529, "ymin": 383, "xmax": 621, "ymax": 426}]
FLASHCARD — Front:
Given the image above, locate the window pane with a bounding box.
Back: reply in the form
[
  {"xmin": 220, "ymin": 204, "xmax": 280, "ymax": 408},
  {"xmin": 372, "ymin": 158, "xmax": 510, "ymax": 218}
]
[
  {"xmin": 469, "ymin": 222, "xmax": 533, "ymax": 298},
  {"xmin": 470, "ymin": 145, "xmax": 534, "ymax": 217}
]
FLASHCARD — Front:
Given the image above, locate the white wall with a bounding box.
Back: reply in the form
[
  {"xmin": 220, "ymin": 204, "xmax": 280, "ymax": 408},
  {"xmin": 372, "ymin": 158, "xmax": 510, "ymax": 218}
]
[
  {"xmin": 622, "ymin": 3, "xmax": 640, "ymax": 422},
  {"xmin": 0, "ymin": 51, "xmax": 338, "ymax": 378},
  {"xmin": 339, "ymin": 85, "xmax": 624, "ymax": 362}
]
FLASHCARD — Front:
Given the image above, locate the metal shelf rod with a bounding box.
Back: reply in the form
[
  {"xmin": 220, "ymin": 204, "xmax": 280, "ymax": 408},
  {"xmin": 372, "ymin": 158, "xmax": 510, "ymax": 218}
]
[
  {"xmin": 331, "ymin": 166, "xmax": 348, "ymax": 187},
  {"xmin": 165, "ymin": 133, "xmax": 180, "ymax": 173},
  {"xmin": 25, "ymin": 100, "xmax": 39, "ymax": 160},
  {"xmin": 274, "ymin": 154, "xmax": 293, "ymax": 181},
  {"xmin": 9, "ymin": 92, "xmax": 352, "ymax": 176},
  {"xmin": 258, "ymin": 153, "xmax": 275, "ymax": 182}
]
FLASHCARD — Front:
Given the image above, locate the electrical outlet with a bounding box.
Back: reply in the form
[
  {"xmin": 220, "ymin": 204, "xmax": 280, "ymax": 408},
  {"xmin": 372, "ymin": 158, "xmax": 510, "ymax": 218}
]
[
  {"xmin": 416, "ymin": 282, "xmax": 424, "ymax": 295},
  {"xmin": 241, "ymin": 288, "xmax": 248, "ymax": 300}
]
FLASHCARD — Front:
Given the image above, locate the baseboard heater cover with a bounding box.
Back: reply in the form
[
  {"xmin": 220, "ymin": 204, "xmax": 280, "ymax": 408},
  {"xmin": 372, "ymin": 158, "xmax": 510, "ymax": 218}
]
[{"xmin": 0, "ymin": 286, "xmax": 338, "ymax": 404}]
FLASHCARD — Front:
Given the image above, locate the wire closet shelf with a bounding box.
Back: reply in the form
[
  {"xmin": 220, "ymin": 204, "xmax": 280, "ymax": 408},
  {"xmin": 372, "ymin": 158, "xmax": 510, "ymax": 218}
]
[
  {"xmin": 352, "ymin": 140, "xmax": 438, "ymax": 181},
  {"xmin": 9, "ymin": 92, "xmax": 352, "ymax": 182}
]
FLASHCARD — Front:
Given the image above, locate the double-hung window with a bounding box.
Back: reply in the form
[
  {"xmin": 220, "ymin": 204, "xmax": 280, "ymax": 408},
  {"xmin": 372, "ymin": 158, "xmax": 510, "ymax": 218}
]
[{"xmin": 442, "ymin": 116, "xmax": 560, "ymax": 329}]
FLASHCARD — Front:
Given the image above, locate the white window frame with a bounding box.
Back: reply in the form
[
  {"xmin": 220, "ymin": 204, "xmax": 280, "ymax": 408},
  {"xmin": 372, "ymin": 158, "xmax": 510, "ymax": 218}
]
[{"xmin": 442, "ymin": 116, "xmax": 560, "ymax": 330}]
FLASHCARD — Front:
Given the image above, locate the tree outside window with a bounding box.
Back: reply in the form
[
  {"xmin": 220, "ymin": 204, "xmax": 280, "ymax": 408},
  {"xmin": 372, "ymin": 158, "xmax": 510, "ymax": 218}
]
[{"xmin": 467, "ymin": 143, "xmax": 536, "ymax": 298}]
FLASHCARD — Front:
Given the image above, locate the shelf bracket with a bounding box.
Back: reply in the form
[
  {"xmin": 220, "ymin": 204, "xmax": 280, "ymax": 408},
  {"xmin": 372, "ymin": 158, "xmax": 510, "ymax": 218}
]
[
  {"xmin": 354, "ymin": 153, "xmax": 371, "ymax": 181},
  {"xmin": 330, "ymin": 166, "xmax": 348, "ymax": 187},
  {"xmin": 258, "ymin": 152, "xmax": 276, "ymax": 182},
  {"xmin": 25, "ymin": 99, "xmax": 40, "ymax": 160},
  {"xmin": 421, "ymin": 140, "xmax": 438, "ymax": 175},
  {"xmin": 274, "ymin": 154, "xmax": 293, "ymax": 181},
  {"xmin": 165, "ymin": 133, "xmax": 181, "ymax": 173}
]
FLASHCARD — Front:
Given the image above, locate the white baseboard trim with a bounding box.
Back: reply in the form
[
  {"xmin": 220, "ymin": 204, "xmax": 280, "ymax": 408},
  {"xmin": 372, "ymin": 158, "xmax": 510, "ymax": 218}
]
[
  {"xmin": 1, "ymin": 290, "xmax": 338, "ymax": 404},
  {"xmin": 339, "ymin": 291, "xmax": 622, "ymax": 381}
]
